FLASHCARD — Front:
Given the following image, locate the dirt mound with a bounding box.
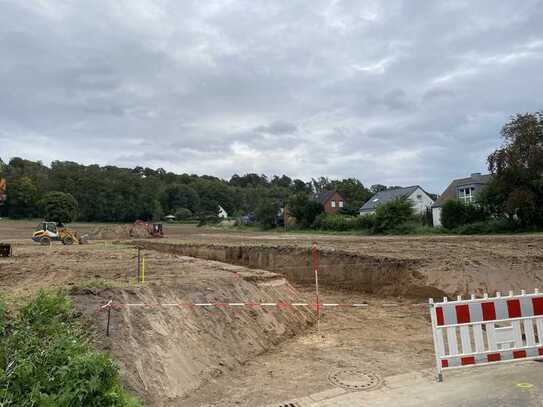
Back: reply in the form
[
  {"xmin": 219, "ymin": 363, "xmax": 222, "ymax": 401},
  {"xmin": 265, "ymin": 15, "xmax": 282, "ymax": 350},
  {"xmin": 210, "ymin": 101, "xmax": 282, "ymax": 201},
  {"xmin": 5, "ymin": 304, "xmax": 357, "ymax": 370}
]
[
  {"xmin": 73, "ymin": 260, "xmax": 313, "ymax": 406},
  {"xmin": 89, "ymin": 223, "xmax": 149, "ymax": 240}
]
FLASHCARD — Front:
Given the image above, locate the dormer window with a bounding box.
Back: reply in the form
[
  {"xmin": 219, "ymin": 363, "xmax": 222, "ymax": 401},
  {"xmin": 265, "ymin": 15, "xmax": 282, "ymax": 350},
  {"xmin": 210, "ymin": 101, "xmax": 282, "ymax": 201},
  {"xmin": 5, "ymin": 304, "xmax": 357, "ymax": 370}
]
[{"xmin": 458, "ymin": 187, "xmax": 475, "ymax": 204}]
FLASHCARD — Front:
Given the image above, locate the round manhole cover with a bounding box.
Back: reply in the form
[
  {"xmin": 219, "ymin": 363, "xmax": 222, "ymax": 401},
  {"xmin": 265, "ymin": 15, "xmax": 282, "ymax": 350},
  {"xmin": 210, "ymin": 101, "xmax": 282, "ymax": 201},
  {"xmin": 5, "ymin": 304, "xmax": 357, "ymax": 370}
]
[{"xmin": 328, "ymin": 368, "xmax": 382, "ymax": 391}]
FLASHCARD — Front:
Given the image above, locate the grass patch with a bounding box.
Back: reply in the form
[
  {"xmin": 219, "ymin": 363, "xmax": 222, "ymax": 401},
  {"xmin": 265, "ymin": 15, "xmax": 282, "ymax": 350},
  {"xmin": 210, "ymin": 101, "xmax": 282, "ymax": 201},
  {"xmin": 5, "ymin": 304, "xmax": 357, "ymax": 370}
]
[{"xmin": 0, "ymin": 291, "xmax": 139, "ymax": 406}]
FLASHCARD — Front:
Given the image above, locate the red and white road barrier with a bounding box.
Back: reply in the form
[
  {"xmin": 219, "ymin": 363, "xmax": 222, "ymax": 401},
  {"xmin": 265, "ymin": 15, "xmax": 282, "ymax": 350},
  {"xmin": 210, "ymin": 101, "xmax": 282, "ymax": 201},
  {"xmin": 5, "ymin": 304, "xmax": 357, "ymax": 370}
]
[{"xmin": 429, "ymin": 289, "xmax": 543, "ymax": 381}]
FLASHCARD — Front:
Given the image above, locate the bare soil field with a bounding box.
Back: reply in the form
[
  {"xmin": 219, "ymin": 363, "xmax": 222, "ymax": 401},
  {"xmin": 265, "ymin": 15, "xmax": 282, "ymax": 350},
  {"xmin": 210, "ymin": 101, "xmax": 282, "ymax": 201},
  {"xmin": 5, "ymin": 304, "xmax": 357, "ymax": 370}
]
[{"xmin": 1, "ymin": 220, "xmax": 542, "ymax": 406}]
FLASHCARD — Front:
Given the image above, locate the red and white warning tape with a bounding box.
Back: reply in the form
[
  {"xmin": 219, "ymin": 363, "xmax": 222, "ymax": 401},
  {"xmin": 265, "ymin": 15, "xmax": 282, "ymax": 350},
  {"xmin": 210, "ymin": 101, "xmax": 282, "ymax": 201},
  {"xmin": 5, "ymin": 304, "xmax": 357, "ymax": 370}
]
[
  {"xmin": 97, "ymin": 301, "xmax": 369, "ymax": 311},
  {"xmin": 97, "ymin": 301, "xmax": 429, "ymax": 312}
]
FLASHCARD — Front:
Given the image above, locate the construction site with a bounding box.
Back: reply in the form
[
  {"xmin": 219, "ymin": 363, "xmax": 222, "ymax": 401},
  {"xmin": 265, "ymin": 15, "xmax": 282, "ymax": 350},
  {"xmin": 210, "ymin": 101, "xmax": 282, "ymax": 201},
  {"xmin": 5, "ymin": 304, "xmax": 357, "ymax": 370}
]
[{"xmin": 1, "ymin": 221, "xmax": 543, "ymax": 406}]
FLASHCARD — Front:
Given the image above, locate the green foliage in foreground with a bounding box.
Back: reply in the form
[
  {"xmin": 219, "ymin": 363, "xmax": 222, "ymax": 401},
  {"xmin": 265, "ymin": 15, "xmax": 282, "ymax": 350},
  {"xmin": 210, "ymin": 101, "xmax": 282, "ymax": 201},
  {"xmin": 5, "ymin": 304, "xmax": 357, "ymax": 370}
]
[{"xmin": 0, "ymin": 291, "xmax": 139, "ymax": 407}]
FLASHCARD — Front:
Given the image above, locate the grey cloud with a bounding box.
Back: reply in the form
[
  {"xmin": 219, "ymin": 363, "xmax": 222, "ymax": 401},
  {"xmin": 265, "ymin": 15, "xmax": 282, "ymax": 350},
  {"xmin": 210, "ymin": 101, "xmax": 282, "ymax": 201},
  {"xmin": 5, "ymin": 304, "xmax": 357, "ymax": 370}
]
[
  {"xmin": 1, "ymin": 0, "xmax": 542, "ymax": 193},
  {"xmin": 254, "ymin": 121, "xmax": 297, "ymax": 135}
]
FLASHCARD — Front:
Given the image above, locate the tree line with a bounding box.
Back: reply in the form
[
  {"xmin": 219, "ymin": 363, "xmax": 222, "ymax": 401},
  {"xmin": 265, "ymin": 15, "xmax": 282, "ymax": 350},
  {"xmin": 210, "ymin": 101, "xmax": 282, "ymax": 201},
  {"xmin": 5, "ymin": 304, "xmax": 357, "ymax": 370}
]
[
  {"xmin": 0, "ymin": 158, "xmax": 390, "ymax": 223},
  {"xmin": 2, "ymin": 110, "xmax": 539, "ymax": 231}
]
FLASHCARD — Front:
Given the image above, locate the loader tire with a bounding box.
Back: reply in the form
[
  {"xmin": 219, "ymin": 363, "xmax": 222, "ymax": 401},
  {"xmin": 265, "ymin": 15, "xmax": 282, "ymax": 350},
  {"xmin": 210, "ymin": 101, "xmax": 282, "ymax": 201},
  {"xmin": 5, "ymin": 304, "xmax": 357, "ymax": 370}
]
[
  {"xmin": 63, "ymin": 236, "xmax": 74, "ymax": 245},
  {"xmin": 40, "ymin": 237, "xmax": 51, "ymax": 246}
]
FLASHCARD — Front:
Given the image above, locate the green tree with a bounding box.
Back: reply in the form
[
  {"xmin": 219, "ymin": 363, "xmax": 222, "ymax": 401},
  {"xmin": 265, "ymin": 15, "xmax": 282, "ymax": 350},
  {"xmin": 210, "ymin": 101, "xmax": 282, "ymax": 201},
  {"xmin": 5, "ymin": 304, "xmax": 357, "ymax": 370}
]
[
  {"xmin": 287, "ymin": 193, "xmax": 309, "ymax": 222},
  {"xmin": 302, "ymin": 201, "xmax": 324, "ymax": 227},
  {"xmin": 41, "ymin": 191, "xmax": 79, "ymax": 223},
  {"xmin": 6, "ymin": 176, "xmax": 39, "ymax": 218},
  {"xmin": 484, "ymin": 111, "xmax": 543, "ymax": 227},
  {"xmin": 335, "ymin": 178, "xmax": 372, "ymax": 209},
  {"xmin": 372, "ymin": 198, "xmax": 415, "ymax": 233},
  {"xmin": 311, "ymin": 177, "xmax": 333, "ymax": 193},
  {"xmin": 288, "ymin": 193, "xmax": 324, "ymax": 228},
  {"xmin": 162, "ymin": 184, "xmax": 200, "ymax": 213},
  {"xmin": 370, "ymin": 184, "xmax": 388, "ymax": 194},
  {"xmin": 255, "ymin": 200, "xmax": 280, "ymax": 229}
]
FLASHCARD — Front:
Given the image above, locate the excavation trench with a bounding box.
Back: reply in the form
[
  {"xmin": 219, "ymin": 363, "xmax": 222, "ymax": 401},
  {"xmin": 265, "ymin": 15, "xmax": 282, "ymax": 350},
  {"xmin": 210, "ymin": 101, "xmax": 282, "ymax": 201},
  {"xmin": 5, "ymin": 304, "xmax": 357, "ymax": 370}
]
[
  {"xmin": 72, "ymin": 255, "xmax": 314, "ymax": 407},
  {"xmin": 134, "ymin": 241, "xmax": 445, "ymax": 298}
]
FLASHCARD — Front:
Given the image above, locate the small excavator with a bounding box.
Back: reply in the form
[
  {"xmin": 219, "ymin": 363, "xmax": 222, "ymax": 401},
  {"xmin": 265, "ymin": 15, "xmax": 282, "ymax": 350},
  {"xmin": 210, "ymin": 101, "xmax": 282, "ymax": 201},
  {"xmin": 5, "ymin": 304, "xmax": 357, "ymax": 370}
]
[{"xmin": 32, "ymin": 221, "xmax": 88, "ymax": 245}]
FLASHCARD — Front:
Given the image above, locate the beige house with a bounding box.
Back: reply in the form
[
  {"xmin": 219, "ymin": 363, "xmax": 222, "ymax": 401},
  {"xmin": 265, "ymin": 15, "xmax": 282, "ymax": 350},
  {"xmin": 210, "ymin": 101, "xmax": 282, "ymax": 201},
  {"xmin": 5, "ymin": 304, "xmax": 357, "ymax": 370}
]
[{"xmin": 432, "ymin": 173, "xmax": 492, "ymax": 227}]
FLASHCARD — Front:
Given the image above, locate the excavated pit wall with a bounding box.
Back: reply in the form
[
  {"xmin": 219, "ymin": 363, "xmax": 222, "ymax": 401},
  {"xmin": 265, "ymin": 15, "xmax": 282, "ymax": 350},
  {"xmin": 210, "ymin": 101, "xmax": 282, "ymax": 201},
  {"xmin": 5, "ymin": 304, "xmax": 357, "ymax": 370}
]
[{"xmin": 135, "ymin": 241, "xmax": 440, "ymax": 297}]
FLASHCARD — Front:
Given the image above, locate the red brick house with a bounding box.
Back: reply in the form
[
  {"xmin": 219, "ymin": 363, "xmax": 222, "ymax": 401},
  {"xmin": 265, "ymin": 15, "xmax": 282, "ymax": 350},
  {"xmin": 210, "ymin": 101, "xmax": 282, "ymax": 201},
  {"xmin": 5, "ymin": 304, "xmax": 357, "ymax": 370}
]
[{"xmin": 314, "ymin": 190, "xmax": 345, "ymax": 214}]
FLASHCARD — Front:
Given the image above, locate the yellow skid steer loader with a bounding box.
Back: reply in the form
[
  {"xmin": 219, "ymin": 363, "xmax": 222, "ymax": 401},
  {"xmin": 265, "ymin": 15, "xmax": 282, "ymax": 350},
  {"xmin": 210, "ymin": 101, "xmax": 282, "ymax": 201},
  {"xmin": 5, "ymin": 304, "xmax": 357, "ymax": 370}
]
[{"xmin": 32, "ymin": 221, "xmax": 88, "ymax": 245}]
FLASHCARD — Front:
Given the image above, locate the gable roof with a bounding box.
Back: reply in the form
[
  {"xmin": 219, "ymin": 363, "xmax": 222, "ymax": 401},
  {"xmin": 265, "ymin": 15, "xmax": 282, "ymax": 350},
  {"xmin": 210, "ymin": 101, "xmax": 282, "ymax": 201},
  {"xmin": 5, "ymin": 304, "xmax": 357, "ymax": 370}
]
[
  {"xmin": 433, "ymin": 174, "xmax": 493, "ymax": 207},
  {"xmin": 314, "ymin": 190, "xmax": 343, "ymax": 205},
  {"xmin": 360, "ymin": 185, "xmax": 426, "ymax": 212}
]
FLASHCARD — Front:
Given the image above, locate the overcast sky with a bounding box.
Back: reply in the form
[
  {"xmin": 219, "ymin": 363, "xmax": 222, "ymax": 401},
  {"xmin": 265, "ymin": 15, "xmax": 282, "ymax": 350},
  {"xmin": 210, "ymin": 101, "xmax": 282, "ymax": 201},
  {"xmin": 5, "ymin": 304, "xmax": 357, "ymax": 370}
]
[{"xmin": 1, "ymin": 1, "xmax": 542, "ymax": 192}]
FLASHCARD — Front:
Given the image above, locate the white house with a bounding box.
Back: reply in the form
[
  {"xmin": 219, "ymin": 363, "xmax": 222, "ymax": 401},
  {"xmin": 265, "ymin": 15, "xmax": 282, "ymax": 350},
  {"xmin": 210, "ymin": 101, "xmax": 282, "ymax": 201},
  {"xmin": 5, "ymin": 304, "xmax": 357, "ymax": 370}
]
[
  {"xmin": 360, "ymin": 185, "xmax": 435, "ymax": 216},
  {"xmin": 218, "ymin": 205, "xmax": 228, "ymax": 219},
  {"xmin": 432, "ymin": 173, "xmax": 492, "ymax": 227}
]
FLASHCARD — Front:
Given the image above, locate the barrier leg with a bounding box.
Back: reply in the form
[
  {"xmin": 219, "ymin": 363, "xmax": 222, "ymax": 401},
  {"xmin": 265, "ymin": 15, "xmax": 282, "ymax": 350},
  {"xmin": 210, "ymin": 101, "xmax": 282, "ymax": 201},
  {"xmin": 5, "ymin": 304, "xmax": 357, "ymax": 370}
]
[
  {"xmin": 429, "ymin": 299, "xmax": 444, "ymax": 382},
  {"xmin": 312, "ymin": 242, "xmax": 320, "ymax": 329}
]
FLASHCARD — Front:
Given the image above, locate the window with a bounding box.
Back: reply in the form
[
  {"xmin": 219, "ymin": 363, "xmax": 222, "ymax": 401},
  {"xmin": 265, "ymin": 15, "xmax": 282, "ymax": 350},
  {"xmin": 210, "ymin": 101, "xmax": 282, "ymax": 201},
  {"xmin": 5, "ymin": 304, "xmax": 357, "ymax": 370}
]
[
  {"xmin": 417, "ymin": 194, "xmax": 422, "ymax": 200},
  {"xmin": 339, "ymin": 201, "xmax": 344, "ymax": 208},
  {"xmin": 331, "ymin": 200, "xmax": 336, "ymax": 208},
  {"xmin": 458, "ymin": 187, "xmax": 475, "ymax": 204}
]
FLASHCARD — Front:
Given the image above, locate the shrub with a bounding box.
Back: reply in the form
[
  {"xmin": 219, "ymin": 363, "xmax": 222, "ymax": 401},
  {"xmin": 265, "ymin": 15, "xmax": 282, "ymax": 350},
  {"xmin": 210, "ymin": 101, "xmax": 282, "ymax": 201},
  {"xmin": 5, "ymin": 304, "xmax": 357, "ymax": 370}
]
[
  {"xmin": 372, "ymin": 198, "xmax": 415, "ymax": 233},
  {"xmin": 453, "ymin": 218, "xmax": 519, "ymax": 235},
  {"xmin": 441, "ymin": 200, "xmax": 488, "ymax": 230},
  {"xmin": 197, "ymin": 212, "xmax": 220, "ymax": 226},
  {"xmin": 314, "ymin": 213, "xmax": 353, "ymax": 231},
  {"xmin": 0, "ymin": 291, "xmax": 139, "ymax": 407},
  {"xmin": 354, "ymin": 214, "xmax": 376, "ymax": 230},
  {"xmin": 174, "ymin": 207, "xmax": 193, "ymax": 220}
]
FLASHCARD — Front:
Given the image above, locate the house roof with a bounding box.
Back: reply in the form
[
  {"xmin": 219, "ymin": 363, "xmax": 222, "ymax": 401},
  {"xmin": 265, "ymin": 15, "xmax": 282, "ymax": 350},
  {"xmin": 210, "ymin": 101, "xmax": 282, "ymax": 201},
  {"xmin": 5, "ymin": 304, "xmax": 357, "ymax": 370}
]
[
  {"xmin": 433, "ymin": 173, "xmax": 493, "ymax": 207},
  {"xmin": 314, "ymin": 190, "xmax": 343, "ymax": 205},
  {"xmin": 360, "ymin": 186, "xmax": 425, "ymax": 212}
]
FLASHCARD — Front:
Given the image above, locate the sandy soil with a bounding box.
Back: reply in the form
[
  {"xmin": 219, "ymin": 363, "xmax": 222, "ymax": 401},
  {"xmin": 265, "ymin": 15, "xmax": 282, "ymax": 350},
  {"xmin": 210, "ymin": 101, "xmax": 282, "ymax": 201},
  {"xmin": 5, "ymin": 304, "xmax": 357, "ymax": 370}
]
[
  {"xmin": 179, "ymin": 286, "xmax": 433, "ymax": 406},
  {"xmin": 2, "ymin": 221, "xmax": 542, "ymax": 406},
  {"xmin": 0, "ymin": 235, "xmax": 433, "ymax": 406}
]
